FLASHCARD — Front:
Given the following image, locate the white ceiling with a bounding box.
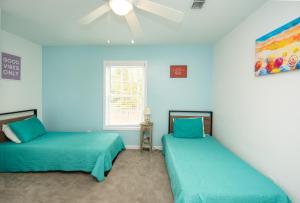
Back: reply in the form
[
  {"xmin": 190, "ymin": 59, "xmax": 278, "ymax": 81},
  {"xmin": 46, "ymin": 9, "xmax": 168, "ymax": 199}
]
[{"xmin": 0, "ymin": 0, "xmax": 267, "ymax": 45}]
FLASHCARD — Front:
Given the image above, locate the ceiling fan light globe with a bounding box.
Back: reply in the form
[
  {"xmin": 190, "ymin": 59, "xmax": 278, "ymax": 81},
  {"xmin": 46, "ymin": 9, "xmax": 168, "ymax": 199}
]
[{"xmin": 109, "ymin": 0, "xmax": 133, "ymax": 16}]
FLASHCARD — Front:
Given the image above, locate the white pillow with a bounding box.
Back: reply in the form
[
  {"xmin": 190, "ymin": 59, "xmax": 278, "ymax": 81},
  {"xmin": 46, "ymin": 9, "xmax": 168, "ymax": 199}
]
[{"xmin": 2, "ymin": 124, "xmax": 21, "ymax": 143}]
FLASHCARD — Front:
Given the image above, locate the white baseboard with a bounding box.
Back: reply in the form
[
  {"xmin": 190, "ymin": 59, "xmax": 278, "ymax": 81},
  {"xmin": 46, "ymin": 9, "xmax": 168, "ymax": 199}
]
[
  {"xmin": 153, "ymin": 146, "xmax": 162, "ymax": 150},
  {"xmin": 125, "ymin": 145, "xmax": 140, "ymax": 150},
  {"xmin": 125, "ymin": 145, "xmax": 162, "ymax": 150}
]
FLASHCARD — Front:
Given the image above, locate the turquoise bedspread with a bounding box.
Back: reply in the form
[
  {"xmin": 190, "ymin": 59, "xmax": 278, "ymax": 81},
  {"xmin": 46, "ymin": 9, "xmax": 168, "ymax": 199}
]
[
  {"xmin": 0, "ymin": 132, "xmax": 125, "ymax": 181},
  {"xmin": 162, "ymin": 135, "xmax": 290, "ymax": 203}
]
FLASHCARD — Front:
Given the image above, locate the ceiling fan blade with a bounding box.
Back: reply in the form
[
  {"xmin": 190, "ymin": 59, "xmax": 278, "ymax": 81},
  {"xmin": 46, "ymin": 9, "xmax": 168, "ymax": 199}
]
[
  {"xmin": 135, "ymin": 0, "xmax": 184, "ymax": 23},
  {"xmin": 79, "ymin": 3, "xmax": 111, "ymax": 25},
  {"xmin": 125, "ymin": 11, "xmax": 143, "ymax": 37}
]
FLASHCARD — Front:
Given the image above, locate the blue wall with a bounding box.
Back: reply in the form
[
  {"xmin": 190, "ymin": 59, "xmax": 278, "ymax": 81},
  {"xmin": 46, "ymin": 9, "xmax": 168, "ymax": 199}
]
[{"xmin": 42, "ymin": 45, "xmax": 213, "ymax": 146}]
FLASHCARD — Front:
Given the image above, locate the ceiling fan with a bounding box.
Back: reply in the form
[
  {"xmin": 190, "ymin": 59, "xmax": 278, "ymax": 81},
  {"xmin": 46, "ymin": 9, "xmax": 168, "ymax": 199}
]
[{"xmin": 79, "ymin": 0, "xmax": 184, "ymax": 37}]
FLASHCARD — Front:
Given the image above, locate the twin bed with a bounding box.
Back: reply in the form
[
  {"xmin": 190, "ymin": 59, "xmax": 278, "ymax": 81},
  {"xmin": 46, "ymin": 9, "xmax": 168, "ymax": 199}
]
[
  {"xmin": 0, "ymin": 109, "xmax": 125, "ymax": 181},
  {"xmin": 162, "ymin": 111, "xmax": 290, "ymax": 203}
]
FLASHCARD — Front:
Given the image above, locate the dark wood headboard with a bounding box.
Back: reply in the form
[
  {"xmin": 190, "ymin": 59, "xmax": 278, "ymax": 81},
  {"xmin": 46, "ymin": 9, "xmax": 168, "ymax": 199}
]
[
  {"xmin": 0, "ymin": 109, "xmax": 37, "ymax": 142},
  {"xmin": 168, "ymin": 110, "xmax": 213, "ymax": 135}
]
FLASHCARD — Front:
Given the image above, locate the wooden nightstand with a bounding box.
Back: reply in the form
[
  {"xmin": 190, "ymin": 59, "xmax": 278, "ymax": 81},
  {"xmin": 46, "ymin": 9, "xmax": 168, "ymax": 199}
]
[{"xmin": 140, "ymin": 122, "xmax": 153, "ymax": 151}]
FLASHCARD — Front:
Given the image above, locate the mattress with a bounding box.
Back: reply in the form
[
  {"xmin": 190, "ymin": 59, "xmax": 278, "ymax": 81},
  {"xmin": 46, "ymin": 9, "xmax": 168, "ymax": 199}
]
[
  {"xmin": 0, "ymin": 132, "xmax": 125, "ymax": 181},
  {"xmin": 162, "ymin": 134, "xmax": 290, "ymax": 203}
]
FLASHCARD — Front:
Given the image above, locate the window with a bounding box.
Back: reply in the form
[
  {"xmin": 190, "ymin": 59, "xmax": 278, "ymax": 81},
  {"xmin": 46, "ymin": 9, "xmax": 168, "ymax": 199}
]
[{"xmin": 104, "ymin": 61, "xmax": 147, "ymax": 130}]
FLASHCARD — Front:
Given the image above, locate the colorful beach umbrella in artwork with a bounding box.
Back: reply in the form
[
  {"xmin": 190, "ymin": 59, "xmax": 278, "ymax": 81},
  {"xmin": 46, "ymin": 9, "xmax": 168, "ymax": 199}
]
[{"xmin": 255, "ymin": 17, "xmax": 300, "ymax": 76}]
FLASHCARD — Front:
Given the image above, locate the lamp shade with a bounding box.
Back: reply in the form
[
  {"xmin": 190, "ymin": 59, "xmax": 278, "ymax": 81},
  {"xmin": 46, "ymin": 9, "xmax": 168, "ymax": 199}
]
[{"xmin": 144, "ymin": 107, "xmax": 151, "ymax": 115}]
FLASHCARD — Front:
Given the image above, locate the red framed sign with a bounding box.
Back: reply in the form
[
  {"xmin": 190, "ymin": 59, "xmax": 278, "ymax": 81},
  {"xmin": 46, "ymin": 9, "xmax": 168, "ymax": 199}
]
[{"xmin": 170, "ymin": 65, "xmax": 187, "ymax": 78}]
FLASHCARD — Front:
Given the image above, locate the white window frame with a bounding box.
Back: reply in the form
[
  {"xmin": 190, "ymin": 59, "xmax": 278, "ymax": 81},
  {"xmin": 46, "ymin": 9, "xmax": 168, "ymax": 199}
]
[{"xmin": 103, "ymin": 60, "xmax": 147, "ymax": 131}]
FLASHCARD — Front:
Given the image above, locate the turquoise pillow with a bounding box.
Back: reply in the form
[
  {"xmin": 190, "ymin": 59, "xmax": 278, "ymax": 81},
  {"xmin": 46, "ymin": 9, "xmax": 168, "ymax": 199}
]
[
  {"xmin": 8, "ymin": 116, "xmax": 47, "ymax": 143},
  {"xmin": 173, "ymin": 118, "xmax": 204, "ymax": 138}
]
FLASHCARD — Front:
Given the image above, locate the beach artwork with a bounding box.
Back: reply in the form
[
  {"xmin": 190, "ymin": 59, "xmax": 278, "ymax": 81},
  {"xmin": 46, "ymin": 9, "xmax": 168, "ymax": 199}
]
[{"xmin": 255, "ymin": 17, "xmax": 300, "ymax": 76}]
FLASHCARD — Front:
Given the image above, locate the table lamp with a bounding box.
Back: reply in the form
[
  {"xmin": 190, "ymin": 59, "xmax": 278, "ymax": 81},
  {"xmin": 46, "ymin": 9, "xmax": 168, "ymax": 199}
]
[{"xmin": 144, "ymin": 107, "xmax": 151, "ymax": 123}]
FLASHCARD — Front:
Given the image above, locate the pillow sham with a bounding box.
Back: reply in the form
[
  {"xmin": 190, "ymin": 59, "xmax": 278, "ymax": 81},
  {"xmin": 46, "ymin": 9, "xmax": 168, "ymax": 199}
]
[
  {"xmin": 8, "ymin": 116, "xmax": 47, "ymax": 143},
  {"xmin": 2, "ymin": 124, "xmax": 21, "ymax": 143},
  {"xmin": 173, "ymin": 117, "xmax": 204, "ymax": 138}
]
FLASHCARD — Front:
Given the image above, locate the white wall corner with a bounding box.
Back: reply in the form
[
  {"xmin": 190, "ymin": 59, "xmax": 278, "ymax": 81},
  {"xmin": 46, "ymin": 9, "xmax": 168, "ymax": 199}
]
[{"xmin": 0, "ymin": 7, "xmax": 2, "ymax": 27}]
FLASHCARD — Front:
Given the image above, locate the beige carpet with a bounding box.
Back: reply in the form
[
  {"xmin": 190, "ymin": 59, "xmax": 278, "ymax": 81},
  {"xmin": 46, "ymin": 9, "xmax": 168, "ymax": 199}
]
[{"xmin": 0, "ymin": 150, "xmax": 173, "ymax": 203}]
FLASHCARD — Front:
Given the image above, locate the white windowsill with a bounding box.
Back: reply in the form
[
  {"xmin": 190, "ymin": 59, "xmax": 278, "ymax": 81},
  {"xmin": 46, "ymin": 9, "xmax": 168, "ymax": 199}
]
[{"xmin": 103, "ymin": 126, "xmax": 140, "ymax": 131}]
